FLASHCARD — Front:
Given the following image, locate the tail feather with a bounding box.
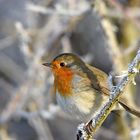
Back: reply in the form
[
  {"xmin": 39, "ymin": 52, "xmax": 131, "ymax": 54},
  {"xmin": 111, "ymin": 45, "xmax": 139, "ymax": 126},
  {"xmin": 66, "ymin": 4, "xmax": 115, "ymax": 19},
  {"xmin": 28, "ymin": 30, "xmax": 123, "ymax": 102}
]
[{"xmin": 119, "ymin": 101, "xmax": 140, "ymax": 118}]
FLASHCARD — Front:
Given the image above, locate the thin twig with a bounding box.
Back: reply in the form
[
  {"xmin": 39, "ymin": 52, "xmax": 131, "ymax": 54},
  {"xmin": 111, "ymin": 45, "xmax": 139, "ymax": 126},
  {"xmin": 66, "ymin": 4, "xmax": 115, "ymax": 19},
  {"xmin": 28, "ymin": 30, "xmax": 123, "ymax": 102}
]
[
  {"xmin": 26, "ymin": 2, "xmax": 90, "ymax": 16},
  {"xmin": 0, "ymin": 35, "xmax": 16, "ymax": 50},
  {"xmin": 0, "ymin": 53, "xmax": 25, "ymax": 83},
  {"xmin": 123, "ymin": 38, "xmax": 140, "ymax": 56}
]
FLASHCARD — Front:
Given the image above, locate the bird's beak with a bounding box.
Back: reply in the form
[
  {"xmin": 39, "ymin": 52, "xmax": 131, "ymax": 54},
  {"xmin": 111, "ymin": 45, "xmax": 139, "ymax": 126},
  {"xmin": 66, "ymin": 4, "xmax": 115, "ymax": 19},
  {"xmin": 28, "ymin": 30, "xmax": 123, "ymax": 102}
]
[{"xmin": 42, "ymin": 62, "xmax": 51, "ymax": 67}]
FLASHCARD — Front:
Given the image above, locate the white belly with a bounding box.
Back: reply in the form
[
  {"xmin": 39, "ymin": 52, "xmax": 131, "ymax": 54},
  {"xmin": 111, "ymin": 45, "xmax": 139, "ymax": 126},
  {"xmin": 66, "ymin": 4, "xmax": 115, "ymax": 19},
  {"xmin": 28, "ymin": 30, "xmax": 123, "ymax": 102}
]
[{"xmin": 56, "ymin": 90, "xmax": 104, "ymax": 121}]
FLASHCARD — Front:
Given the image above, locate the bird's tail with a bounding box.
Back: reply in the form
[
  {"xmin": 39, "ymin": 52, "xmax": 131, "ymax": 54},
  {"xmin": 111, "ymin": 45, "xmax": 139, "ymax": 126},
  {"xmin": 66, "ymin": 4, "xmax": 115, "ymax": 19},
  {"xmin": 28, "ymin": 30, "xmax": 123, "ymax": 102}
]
[{"xmin": 119, "ymin": 99, "xmax": 140, "ymax": 118}]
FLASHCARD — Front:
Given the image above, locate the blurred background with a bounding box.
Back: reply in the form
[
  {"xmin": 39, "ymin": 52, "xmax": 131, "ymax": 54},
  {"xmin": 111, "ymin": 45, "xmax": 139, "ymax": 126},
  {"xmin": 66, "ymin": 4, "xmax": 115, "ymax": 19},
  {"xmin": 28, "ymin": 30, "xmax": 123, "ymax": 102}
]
[{"xmin": 0, "ymin": 0, "xmax": 140, "ymax": 140}]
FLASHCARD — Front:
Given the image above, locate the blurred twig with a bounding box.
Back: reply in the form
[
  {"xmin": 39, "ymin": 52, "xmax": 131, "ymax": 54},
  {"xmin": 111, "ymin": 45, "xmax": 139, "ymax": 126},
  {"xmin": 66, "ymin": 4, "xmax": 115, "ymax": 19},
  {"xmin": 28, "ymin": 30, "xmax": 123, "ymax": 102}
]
[
  {"xmin": 0, "ymin": 53, "xmax": 25, "ymax": 83},
  {"xmin": 95, "ymin": 0, "xmax": 124, "ymax": 72},
  {"xmin": 107, "ymin": 0, "xmax": 140, "ymax": 29},
  {"xmin": 26, "ymin": 2, "xmax": 90, "ymax": 16},
  {"xmin": 0, "ymin": 35, "xmax": 16, "ymax": 50},
  {"xmin": 28, "ymin": 115, "xmax": 54, "ymax": 140},
  {"xmin": 124, "ymin": 38, "xmax": 140, "ymax": 56}
]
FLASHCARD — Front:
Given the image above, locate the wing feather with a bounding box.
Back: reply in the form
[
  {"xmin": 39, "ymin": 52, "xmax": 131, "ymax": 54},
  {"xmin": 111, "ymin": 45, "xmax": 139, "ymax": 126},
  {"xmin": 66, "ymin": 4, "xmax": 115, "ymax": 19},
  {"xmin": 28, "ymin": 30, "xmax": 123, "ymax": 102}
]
[{"xmin": 86, "ymin": 64, "xmax": 109, "ymax": 95}]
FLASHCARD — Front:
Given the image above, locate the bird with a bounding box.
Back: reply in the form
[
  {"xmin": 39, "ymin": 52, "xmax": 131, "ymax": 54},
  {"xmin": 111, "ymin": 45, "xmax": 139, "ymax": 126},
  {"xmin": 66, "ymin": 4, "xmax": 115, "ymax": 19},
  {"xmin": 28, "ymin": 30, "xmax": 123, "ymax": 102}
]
[{"xmin": 43, "ymin": 53, "xmax": 140, "ymax": 121}]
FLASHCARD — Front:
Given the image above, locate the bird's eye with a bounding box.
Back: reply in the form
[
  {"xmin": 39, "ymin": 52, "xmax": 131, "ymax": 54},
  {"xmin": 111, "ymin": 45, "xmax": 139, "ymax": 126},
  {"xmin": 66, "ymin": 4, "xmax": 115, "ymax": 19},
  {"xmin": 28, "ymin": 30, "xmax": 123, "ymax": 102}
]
[{"xmin": 60, "ymin": 62, "xmax": 65, "ymax": 67}]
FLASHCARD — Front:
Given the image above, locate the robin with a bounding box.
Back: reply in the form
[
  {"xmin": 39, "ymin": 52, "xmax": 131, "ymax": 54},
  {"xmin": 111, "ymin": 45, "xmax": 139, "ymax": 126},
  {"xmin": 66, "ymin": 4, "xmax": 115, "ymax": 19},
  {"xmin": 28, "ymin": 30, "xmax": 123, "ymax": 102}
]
[{"xmin": 43, "ymin": 53, "xmax": 140, "ymax": 121}]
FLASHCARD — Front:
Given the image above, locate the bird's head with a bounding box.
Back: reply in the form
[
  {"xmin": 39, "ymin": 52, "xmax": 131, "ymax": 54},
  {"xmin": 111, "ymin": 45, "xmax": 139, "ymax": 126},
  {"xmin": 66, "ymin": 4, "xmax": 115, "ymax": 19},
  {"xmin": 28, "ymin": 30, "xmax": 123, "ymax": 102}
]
[
  {"xmin": 43, "ymin": 53, "xmax": 87, "ymax": 96},
  {"xmin": 43, "ymin": 53, "xmax": 86, "ymax": 77}
]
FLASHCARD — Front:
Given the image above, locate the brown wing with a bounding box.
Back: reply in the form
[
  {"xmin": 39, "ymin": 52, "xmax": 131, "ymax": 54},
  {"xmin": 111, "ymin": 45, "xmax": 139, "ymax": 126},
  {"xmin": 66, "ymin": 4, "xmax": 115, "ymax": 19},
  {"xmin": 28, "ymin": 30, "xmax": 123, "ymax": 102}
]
[
  {"xmin": 86, "ymin": 64, "xmax": 140, "ymax": 117},
  {"xmin": 86, "ymin": 64, "xmax": 110, "ymax": 96}
]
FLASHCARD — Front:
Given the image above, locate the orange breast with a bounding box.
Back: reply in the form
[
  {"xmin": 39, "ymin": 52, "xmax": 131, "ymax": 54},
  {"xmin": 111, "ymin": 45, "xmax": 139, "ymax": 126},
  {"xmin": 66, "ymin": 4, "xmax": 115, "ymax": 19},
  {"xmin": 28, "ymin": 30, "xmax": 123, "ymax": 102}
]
[{"xmin": 53, "ymin": 67, "xmax": 74, "ymax": 97}]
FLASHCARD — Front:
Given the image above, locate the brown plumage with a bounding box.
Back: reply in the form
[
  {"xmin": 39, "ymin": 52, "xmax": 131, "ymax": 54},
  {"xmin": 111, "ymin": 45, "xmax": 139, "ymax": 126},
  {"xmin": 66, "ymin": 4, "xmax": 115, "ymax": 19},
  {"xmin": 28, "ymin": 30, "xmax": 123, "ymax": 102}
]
[{"xmin": 43, "ymin": 53, "xmax": 140, "ymax": 120}]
